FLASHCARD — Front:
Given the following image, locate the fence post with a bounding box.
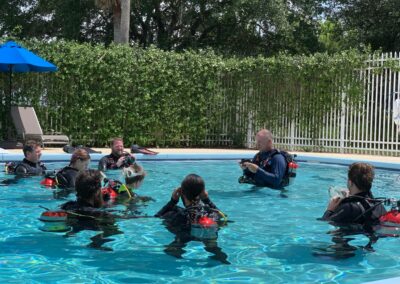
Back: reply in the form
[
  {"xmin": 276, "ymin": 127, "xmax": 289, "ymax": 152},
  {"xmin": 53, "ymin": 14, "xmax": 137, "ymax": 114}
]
[
  {"xmin": 290, "ymin": 120, "xmax": 295, "ymax": 151},
  {"xmin": 340, "ymin": 92, "xmax": 346, "ymax": 153},
  {"xmin": 246, "ymin": 111, "xmax": 254, "ymax": 148}
]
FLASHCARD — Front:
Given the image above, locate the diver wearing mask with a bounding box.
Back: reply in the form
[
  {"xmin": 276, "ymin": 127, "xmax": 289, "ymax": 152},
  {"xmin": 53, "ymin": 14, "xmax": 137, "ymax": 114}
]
[{"xmin": 321, "ymin": 162, "xmax": 386, "ymax": 225}]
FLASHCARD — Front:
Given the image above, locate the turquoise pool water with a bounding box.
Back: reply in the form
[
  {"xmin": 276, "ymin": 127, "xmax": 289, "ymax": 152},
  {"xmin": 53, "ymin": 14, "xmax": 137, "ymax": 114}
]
[{"xmin": 0, "ymin": 160, "xmax": 400, "ymax": 283}]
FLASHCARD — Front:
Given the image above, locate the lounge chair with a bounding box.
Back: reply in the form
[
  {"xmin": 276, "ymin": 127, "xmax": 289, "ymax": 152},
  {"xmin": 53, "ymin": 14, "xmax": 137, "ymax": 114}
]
[{"xmin": 10, "ymin": 105, "xmax": 70, "ymax": 147}]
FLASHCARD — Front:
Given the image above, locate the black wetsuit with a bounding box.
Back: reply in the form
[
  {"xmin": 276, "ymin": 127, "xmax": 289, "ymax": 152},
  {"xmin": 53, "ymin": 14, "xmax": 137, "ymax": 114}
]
[
  {"xmin": 14, "ymin": 159, "xmax": 46, "ymax": 176},
  {"xmin": 56, "ymin": 166, "xmax": 79, "ymax": 189},
  {"xmin": 61, "ymin": 199, "xmax": 121, "ymax": 249},
  {"xmin": 98, "ymin": 152, "xmax": 135, "ymax": 171},
  {"xmin": 243, "ymin": 149, "xmax": 287, "ymax": 188},
  {"xmin": 155, "ymin": 197, "xmax": 219, "ymax": 224},
  {"xmin": 98, "ymin": 153, "xmax": 121, "ymax": 171},
  {"xmin": 322, "ymin": 192, "xmax": 386, "ymax": 225}
]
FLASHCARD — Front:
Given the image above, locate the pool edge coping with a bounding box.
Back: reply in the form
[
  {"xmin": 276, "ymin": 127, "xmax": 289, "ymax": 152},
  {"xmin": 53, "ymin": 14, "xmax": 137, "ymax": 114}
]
[{"xmin": 1, "ymin": 152, "xmax": 400, "ymax": 170}]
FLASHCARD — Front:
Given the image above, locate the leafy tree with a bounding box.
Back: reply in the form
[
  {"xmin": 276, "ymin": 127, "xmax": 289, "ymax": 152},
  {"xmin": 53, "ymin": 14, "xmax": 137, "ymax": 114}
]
[
  {"xmin": 324, "ymin": 0, "xmax": 400, "ymax": 52},
  {"xmin": 0, "ymin": 0, "xmax": 327, "ymax": 55},
  {"xmin": 0, "ymin": 0, "xmax": 113, "ymax": 43},
  {"xmin": 285, "ymin": 0, "xmax": 324, "ymax": 54}
]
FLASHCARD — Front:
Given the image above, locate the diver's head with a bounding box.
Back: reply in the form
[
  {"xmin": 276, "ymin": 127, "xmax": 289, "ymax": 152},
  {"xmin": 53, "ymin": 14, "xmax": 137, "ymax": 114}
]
[
  {"xmin": 75, "ymin": 169, "xmax": 103, "ymax": 208},
  {"xmin": 256, "ymin": 129, "xmax": 273, "ymax": 152},
  {"xmin": 180, "ymin": 174, "xmax": 205, "ymax": 207},
  {"xmin": 347, "ymin": 162, "xmax": 375, "ymax": 195},
  {"xmin": 123, "ymin": 163, "xmax": 146, "ymax": 189},
  {"xmin": 110, "ymin": 137, "xmax": 124, "ymax": 157},
  {"xmin": 70, "ymin": 149, "xmax": 91, "ymax": 171},
  {"xmin": 23, "ymin": 140, "xmax": 42, "ymax": 163}
]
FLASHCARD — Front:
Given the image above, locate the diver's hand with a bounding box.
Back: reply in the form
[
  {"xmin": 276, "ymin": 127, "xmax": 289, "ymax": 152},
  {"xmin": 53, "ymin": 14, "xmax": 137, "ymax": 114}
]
[
  {"xmin": 244, "ymin": 162, "xmax": 258, "ymax": 173},
  {"xmin": 327, "ymin": 196, "xmax": 342, "ymax": 211},
  {"xmin": 116, "ymin": 156, "xmax": 126, "ymax": 167},
  {"xmin": 239, "ymin": 161, "xmax": 247, "ymax": 170},
  {"xmin": 172, "ymin": 187, "xmax": 181, "ymax": 201}
]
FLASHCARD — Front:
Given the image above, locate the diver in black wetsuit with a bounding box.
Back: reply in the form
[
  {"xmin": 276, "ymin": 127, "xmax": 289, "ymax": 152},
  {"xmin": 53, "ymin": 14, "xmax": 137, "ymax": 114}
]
[
  {"xmin": 101, "ymin": 163, "xmax": 154, "ymax": 211},
  {"xmin": 239, "ymin": 129, "xmax": 287, "ymax": 189},
  {"xmin": 56, "ymin": 149, "xmax": 91, "ymax": 190},
  {"xmin": 98, "ymin": 137, "xmax": 135, "ymax": 171},
  {"xmin": 11, "ymin": 141, "xmax": 47, "ymax": 176},
  {"xmin": 321, "ymin": 162, "xmax": 386, "ymax": 225},
  {"xmin": 61, "ymin": 170, "xmax": 106, "ymax": 217},
  {"xmin": 61, "ymin": 170, "xmax": 122, "ymax": 250},
  {"xmin": 51, "ymin": 149, "xmax": 91, "ymax": 198},
  {"xmin": 318, "ymin": 163, "xmax": 387, "ymax": 257},
  {"xmin": 155, "ymin": 174, "xmax": 229, "ymax": 264}
]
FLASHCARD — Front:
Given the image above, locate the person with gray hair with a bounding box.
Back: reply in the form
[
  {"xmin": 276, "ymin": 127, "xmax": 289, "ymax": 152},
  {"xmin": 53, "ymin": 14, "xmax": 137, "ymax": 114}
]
[{"xmin": 239, "ymin": 129, "xmax": 287, "ymax": 189}]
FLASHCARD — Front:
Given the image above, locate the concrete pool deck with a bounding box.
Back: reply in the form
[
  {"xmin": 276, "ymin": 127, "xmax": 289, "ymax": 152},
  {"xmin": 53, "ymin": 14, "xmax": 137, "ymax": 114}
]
[{"xmin": 1, "ymin": 147, "xmax": 400, "ymax": 170}]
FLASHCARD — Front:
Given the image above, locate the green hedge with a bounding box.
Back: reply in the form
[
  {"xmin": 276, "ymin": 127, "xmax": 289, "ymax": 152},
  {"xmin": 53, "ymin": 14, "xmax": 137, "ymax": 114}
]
[{"xmin": 0, "ymin": 39, "xmax": 367, "ymax": 147}]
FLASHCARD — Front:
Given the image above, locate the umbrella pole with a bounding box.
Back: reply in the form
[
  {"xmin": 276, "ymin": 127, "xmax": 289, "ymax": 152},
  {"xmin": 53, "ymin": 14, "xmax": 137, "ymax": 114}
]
[{"xmin": 4, "ymin": 67, "xmax": 12, "ymax": 139}]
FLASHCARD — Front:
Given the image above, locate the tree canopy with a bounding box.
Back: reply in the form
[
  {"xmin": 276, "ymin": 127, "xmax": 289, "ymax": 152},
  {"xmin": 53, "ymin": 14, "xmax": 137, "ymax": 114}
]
[{"xmin": 1, "ymin": 0, "xmax": 399, "ymax": 55}]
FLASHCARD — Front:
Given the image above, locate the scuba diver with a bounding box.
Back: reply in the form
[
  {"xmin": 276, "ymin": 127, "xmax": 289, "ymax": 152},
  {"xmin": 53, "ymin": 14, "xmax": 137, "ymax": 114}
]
[
  {"xmin": 98, "ymin": 137, "xmax": 135, "ymax": 171},
  {"xmin": 40, "ymin": 169, "xmax": 150, "ymax": 250},
  {"xmin": 155, "ymin": 174, "xmax": 229, "ymax": 264},
  {"xmin": 5, "ymin": 140, "xmax": 46, "ymax": 176},
  {"xmin": 238, "ymin": 129, "xmax": 297, "ymax": 189},
  {"xmin": 101, "ymin": 162, "xmax": 154, "ymax": 206},
  {"xmin": 317, "ymin": 162, "xmax": 387, "ymax": 258},
  {"xmin": 47, "ymin": 149, "xmax": 91, "ymax": 198},
  {"xmin": 61, "ymin": 170, "xmax": 108, "ymax": 217},
  {"xmin": 321, "ymin": 162, "xmax": 386, "ymax": 225},
  {"xmin": 58, "ymin": 169, "xmax": 123, "ymax": 250}
]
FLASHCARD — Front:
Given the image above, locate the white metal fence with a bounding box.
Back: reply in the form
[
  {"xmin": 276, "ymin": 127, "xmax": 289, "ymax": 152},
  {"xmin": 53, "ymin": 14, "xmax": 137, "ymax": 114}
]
[{"xmin": 242, "ymin": 53, "xmax": 400, "ymax": 156}]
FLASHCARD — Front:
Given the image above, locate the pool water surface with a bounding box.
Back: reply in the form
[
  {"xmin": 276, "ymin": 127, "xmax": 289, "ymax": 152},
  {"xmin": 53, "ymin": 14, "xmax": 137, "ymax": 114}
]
[{"xmin": 0, "ymin": 160, "xmax": 399, "ymax": 283}]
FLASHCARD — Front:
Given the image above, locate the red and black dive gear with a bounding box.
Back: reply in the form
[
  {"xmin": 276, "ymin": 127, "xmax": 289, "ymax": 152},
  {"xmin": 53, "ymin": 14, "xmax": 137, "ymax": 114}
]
[
  {"xmin": 101, "ymin": 179, "xmax": 132, "ymax": 202},
  {"xmin": 39, "ymin": 210, "xmax": 70, "ymax": 232}
]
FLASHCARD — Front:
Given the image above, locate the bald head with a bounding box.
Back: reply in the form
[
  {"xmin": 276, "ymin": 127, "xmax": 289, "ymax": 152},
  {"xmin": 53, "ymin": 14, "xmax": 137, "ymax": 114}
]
[{"xmin": 256, "ymin": 129, "xmax": 274, "ymax": 151}]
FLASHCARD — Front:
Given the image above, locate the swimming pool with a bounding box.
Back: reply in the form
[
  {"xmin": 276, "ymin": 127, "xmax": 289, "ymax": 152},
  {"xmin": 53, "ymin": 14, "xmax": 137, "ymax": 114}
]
[{"xmin": 0, "ymin": 160, "xmax": 399, "ymax": 283}]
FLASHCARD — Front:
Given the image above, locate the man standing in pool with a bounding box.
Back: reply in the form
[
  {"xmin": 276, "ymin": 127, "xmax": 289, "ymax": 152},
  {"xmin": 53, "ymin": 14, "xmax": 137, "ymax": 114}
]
[
  {"xmin": 12, "ymin": 140, "xmax": 47, "ymax": 176},
  {"xmin": 239, "ymin": 129, "xmax": 287, "ymax": 189},
  {"xmin": 98, "ymin": 137, "xmax": 135, "ymax": 171}
]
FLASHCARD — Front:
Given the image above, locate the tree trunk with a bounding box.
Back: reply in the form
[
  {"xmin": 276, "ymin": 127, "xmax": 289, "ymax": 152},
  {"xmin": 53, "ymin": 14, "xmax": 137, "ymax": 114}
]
[
  {"xmin": 113, "ymin": 0, "xmax": 122, "ymax": 43},
  {"xmin": 119, "ymin": 0, "xmax": 130, "ymax": 44}
]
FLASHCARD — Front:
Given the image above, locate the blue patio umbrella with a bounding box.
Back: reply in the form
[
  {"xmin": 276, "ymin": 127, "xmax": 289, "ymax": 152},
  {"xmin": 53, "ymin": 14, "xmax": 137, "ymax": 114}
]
[{"xmin": 0, "ymin": 41, "xmax": 57, "ymax": 137}]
